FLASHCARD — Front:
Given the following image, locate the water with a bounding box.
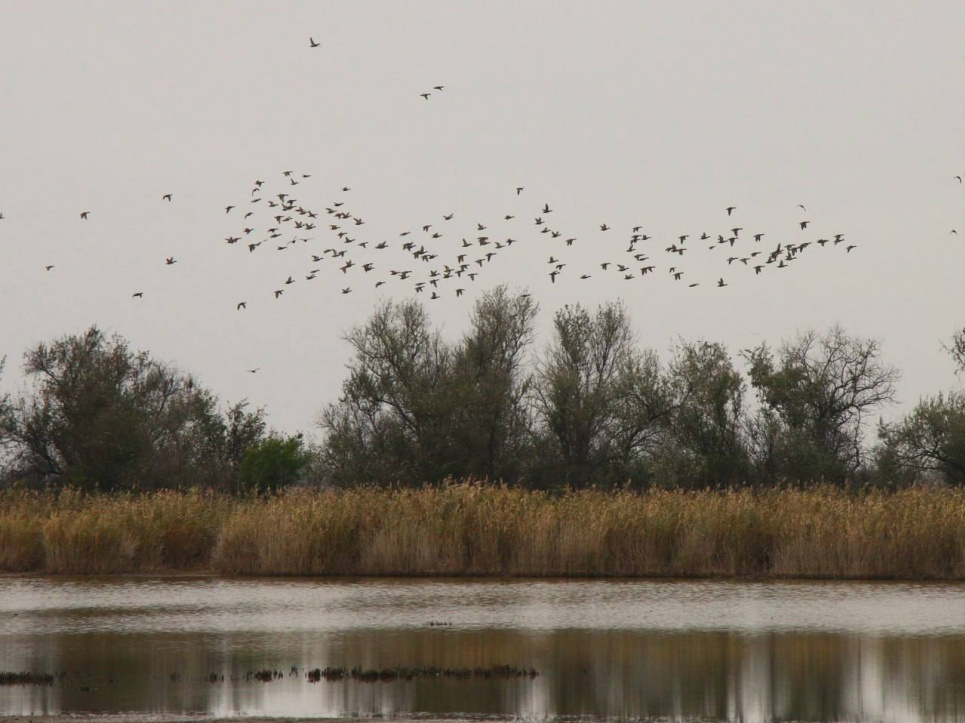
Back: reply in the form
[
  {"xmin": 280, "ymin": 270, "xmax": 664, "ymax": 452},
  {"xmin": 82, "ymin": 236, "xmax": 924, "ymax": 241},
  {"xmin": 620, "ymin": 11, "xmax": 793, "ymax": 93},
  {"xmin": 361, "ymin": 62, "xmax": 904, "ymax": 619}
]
[{"xmin": 2, "ymin": 576, "xmax": 965, "ymax": 721}]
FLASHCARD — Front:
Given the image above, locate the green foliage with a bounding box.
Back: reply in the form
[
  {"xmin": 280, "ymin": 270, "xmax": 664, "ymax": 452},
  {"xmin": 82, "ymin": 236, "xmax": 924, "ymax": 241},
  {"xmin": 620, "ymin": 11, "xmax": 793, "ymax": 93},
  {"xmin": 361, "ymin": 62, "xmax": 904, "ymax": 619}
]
[
  {"xmin": 532, "ymin": 301, "xmax": 671, "ymax": 488},
  {"xmin": 876, "ymin": 330, "xmax": 965, "ymax": 486},
  {"xmin": 319, "ymin": 287, "xmax": 538, "ymax": 487},
  {"xmin": 0, "ymin": 326, "xmax": 267, "ymax": 492},
  {"xmin": 239, "ymin": 434, "xmax": 310, "ymax": 495},
  {"xmin": 656, "ymin": 340, "xmax": 748, "ymax": 488}
]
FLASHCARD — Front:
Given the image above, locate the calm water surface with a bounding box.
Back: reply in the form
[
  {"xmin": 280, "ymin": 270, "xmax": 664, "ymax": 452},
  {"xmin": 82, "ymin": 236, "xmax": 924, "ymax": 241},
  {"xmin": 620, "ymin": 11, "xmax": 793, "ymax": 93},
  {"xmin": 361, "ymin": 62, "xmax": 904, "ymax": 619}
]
[{"xmin": 2, "ymin": 577, "xmax": 965, "ymax": 721}]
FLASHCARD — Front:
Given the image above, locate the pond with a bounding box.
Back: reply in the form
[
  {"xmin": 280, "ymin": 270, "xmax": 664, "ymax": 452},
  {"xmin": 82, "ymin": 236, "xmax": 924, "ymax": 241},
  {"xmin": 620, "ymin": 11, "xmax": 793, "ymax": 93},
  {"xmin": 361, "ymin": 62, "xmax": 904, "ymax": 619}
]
[{"xmin": 2, "ymin": 576, "xmax": 965, "ymax": 720}]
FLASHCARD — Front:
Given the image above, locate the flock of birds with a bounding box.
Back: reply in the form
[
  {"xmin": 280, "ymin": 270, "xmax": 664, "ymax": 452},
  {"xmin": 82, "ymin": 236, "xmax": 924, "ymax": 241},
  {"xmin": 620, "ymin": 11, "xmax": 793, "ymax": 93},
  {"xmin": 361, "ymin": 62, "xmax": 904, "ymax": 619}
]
[
  {"xmin": 7, "ymin": 170, "xmax": 862, "ymax": 311},
  {"xmin": 2, "ymin": 33, "xmax": 907, "ymax": 360},
  {"xmin": 198, "ymin": 169, "xmax": 859, "ymax": 311}
]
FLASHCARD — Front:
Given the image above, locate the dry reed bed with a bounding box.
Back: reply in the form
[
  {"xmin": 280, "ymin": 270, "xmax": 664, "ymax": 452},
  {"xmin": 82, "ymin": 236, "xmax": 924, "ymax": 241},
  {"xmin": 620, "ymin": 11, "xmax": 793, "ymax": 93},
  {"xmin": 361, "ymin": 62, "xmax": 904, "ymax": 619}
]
[{"xmin": 1, "ymin": 484, "xmax": 964, "ymax": 578}]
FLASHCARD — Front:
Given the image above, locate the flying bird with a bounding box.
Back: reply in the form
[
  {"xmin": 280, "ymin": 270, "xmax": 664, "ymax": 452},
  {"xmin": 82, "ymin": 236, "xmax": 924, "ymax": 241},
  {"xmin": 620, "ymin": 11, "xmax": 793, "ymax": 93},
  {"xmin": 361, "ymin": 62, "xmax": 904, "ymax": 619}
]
[
  {"xmin": 162, "ymin": 194, "xmax": 172, "ymax": 202},
  {"xmin": 132, "ymin": 292, "xmax": 143, "ymax": 298},
  {"xmin": 726, "ymin": 206, "xmax": 736, "ymax": 216},
  {"xmin": 165, "ymin": 257, "xmax": 177, "ymax": 265},
  {"xmin": 80, "ymin": 211, "xmax": 90, "ymax": 219},
  {"xmin": 309, "ymin": 37, "xmax": 320, "ymax": 47},
  {"xmin": 237, "ymin": 302, "xmax": 247, "ymax": 310}
]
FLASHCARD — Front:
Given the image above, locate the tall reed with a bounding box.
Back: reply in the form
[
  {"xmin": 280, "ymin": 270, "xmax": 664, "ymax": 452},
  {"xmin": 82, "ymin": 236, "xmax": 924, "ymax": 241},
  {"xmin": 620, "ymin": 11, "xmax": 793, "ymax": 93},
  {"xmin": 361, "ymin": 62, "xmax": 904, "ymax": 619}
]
[{"xmin": 3, "ymin": 483, "xmax": 965, "ymax": 579}]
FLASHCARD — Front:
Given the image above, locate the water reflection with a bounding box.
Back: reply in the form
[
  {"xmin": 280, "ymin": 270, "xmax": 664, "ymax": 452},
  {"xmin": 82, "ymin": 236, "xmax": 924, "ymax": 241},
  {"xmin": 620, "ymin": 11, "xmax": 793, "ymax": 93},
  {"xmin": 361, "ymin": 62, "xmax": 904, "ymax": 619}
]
[{"xmin": 2, "ymin": 577, "xmax": 965, "ymax": 720}]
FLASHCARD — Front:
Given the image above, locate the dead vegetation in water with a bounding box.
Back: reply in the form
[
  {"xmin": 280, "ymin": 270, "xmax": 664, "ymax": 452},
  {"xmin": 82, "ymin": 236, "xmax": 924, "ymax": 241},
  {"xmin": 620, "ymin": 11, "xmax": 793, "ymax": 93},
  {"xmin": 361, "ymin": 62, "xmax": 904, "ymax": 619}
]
[{"xmin": 2, "ymin": 483, "xmax": 965, "ymax": 579}]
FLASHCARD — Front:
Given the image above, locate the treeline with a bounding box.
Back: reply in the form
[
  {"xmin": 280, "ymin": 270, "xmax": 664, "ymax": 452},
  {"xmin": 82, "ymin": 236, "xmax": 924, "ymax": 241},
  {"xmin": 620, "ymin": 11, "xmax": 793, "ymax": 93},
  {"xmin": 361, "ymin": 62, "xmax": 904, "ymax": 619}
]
[{"xmin": 1, "ymin": 286, "xmax": 964, "ymax": 492}]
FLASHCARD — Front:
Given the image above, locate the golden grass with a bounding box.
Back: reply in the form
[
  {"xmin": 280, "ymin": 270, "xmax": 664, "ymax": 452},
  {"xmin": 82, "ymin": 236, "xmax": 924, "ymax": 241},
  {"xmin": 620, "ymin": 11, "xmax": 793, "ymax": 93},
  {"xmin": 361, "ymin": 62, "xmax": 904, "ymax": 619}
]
[{"xmin": 3, "ymin": 483, "xmax": 965, "ymax": 578}]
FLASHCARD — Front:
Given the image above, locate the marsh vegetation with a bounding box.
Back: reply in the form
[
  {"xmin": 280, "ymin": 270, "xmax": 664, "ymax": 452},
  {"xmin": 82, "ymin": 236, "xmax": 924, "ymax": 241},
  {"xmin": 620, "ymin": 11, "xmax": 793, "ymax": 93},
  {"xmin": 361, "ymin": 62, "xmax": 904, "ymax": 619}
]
[{"xmin": 3, "ymin": 483, "xmax": 965, "ymax": 578}]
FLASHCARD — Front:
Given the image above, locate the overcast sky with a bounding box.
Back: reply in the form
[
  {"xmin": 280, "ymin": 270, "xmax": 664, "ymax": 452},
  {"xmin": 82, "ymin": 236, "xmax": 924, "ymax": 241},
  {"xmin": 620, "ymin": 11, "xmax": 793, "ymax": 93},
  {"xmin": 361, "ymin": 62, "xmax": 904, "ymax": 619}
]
[{"xmin": 1, "ymin": 1, "xmax": 964, "ymax": 436}]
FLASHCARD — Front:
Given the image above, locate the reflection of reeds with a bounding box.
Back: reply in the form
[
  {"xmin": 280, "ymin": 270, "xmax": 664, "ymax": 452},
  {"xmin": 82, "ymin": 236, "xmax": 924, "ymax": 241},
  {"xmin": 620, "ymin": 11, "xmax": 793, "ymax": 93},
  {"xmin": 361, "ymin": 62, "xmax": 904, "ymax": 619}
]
[
  {"xmin": 0, "ymin": 671, "xmax": 55, "ymax": 686},
  {"xmin": 304, "ymin": 665, "xmax": 539, "ymax": 682},
  {"xmin": 3, "ymin": 483, "xmax": 965, "ymax": 578}
]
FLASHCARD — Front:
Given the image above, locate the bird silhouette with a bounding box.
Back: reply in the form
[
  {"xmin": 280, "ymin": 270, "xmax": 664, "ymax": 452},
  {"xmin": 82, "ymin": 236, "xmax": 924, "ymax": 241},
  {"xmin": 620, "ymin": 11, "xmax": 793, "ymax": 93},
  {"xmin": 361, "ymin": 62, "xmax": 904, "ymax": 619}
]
[
  {"xmin": 309, "ymin": 37, "xmax": 320, "ymax": 47},
  {"xmin": 162, "ymin": 194, "xmax": 172, "ymax": 202},
  {"xmin": 132, "ymin": 292, "xmax": 143, "ymax": 298},
  {"xmin": 237, "ymin": 302, "xmax": 247, "ymax": 310},
  {"xmin": 726, "ymin": 206, "xmax": 736, "ymax": 216},
  {"xmin": 80, "ymin": 211, "xmax": 89, "ymax": 219},
  {"xmin": 165, "ymin": 257, "xmax": 177, "ymax": 265}
]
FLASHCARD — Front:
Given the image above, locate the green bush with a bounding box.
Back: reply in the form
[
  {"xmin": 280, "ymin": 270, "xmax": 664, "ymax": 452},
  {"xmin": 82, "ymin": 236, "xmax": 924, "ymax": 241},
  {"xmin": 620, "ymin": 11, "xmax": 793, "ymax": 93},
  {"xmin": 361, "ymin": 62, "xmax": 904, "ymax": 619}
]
[{"xmin": 239, "ymin": 434, "xmax": 309, "ymax": 495}]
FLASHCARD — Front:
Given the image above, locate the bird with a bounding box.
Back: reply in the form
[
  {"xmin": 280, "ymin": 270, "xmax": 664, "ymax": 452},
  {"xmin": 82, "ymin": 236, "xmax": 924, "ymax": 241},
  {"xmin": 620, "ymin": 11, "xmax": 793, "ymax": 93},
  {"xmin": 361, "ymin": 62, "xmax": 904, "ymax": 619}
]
[
  {"xmin": 237, "ymin": 302, "xmax": 247, "ymax": 310},
  {"xmin": 274, "ymin": 290, "xmax": 284, "ymax": 298},
  {"xmin": 165, "ymin": 257, "xmax": 177, "ymax": 265},
  {"xmin": 516, "ymin": 187, "xmax": 524, "ymax": 195},
  {"xmin": 799, "ymin": 221, "xmax": 810, "ymax": 230},
  {"xmin": 309, "ymin": 37, "xmax": 320, "ymax": 47},
  {"xmin": 433, "ymin": 85, "xmax": 444, "ymax": 91},
  {"xmin": 80, "ymin": 211, "xmax": 90, "ymax": 219},
  {"xmin": 726, "ymin": 206, "xmax": 736, "ymax": 216},
  {"xmin": 247, "ymin": 368, "xmax": 259, "ymax": 374},
  {"xmin": 420, "ymin": 93, "xmax": 431, "ymax": 100},
  {"xmin": 225, "ymin": 206, "xmax": 234, "ymax": 214},
  {"xmin": 600, "ymin": 224, "xmax": 610, "ymax": 231},
  {"xmin": 341, "ymin": 287, "xmax": 352, "ymax": 294},
  {"xmin": 717, "ymin": 278, "xmax": 727, "ymax": 288},
  {"xmin": 132, "ymin": 292, "xmax": 144, "ymax": 298},
  {"xmin": 44, "ymin": 265, "xmax": 54, "ymax": 271},
  {"xmin": 162, "ymin": 194, "xmax": 172, "ymax": 202}
]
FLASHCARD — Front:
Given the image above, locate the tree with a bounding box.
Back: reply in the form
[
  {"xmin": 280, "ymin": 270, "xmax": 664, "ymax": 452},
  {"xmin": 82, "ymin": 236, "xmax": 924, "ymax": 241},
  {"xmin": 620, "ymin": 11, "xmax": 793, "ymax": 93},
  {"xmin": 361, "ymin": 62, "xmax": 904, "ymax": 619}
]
[
  {"xmin": 318, "ymin": 299, "xmax": 452, "ymax": 486},
  {"xmin": 946, "ymin": 327, "xmax": 965, "ymax": 374},
  {"xmin": 655, "ymin": 340, "xmax": 749, "ymax": 488},
  {"xmin": 532, "ymin": 301, "xmax": 672, "ymax": 488},
  {"xmin": 876, "ymin": 392, "xmax": 965, "ymax": 486},
  {"xmin": 744, "ymin": 326, "xmax": 899, "ymax": 484},
  {"xmin": 445, "ymin": 286, "xmax": 538, "ymax": 482},
  {"xmin": 239, "ymin": 433, "xmax": 310, "ymax": 495},
  {"xmin": 876, "ymin": 328, "xmax": 965, "ymax": 486},
  {"xmin": 0, "ymin": 327, "xmax": 266, "ymax": 491}
]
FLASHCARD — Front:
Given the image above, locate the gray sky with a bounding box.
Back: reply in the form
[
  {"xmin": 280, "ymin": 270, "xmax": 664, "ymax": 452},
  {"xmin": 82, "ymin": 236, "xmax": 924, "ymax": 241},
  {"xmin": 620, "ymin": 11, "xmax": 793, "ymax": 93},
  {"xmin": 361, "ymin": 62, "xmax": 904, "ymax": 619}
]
[{"xmin": 2, "ymin": 1, "xmax": 964, "ymax": 436}]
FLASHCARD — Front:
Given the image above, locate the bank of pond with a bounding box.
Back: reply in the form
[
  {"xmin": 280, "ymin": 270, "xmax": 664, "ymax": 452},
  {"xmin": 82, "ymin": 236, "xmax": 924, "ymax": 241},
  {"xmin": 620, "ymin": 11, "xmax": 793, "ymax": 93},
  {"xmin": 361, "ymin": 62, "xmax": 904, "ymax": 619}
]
[{"xmin": 1, "ymin": 483, "xmax": 964, "ymax": 579}]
